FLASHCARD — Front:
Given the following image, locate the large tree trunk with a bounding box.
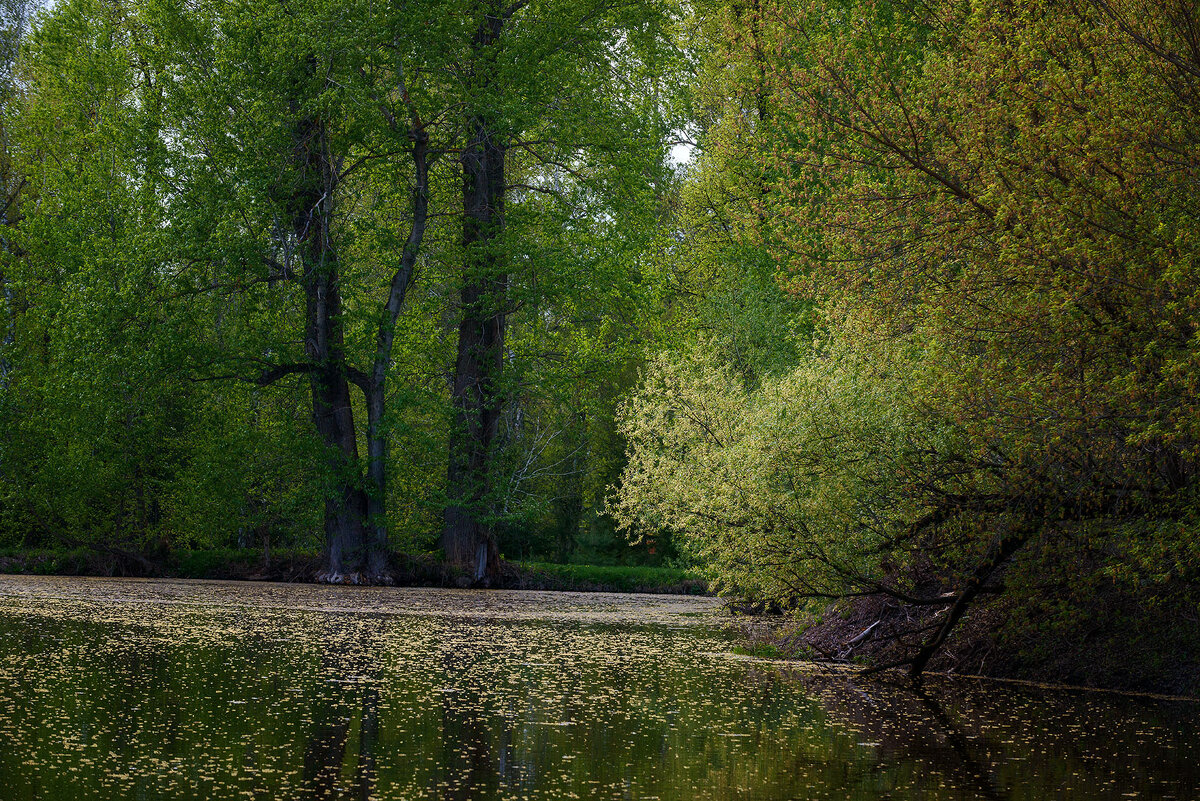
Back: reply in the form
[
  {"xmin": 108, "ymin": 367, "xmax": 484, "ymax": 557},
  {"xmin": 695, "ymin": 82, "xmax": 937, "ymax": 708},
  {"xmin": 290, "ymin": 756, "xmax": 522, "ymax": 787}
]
[
  {"xmin": 309, "ymin": 349, "xmax": 368, "ymax": 582},
  {"xmin": 290, "ymin": 111, "xmax": 369, "ymax": 582},
  {"xmin": 364, "ymin": 386, "xmax": 389, "ymax": 579},
  {"xmin": 362, "ymin": 118, "xmax": 431, "ymax": 583},
  {"xmin": 443, "ymin": 7, "xmax": 506, "ymax": 584}
]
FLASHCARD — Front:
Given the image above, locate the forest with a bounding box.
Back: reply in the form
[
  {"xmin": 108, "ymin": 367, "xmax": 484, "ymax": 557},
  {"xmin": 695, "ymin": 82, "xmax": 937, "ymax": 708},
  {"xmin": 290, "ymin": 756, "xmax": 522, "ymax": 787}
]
[{"xmin": 0, "ymin": 0, "xmax": 1197, "ymax": 689}]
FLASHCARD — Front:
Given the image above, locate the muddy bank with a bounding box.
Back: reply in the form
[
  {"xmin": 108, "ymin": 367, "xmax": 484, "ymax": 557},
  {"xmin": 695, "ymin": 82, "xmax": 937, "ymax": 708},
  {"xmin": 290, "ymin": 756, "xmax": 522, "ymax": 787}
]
[{"xmin": 737, "ymin": 588, "xmax": 1200, "ymax": 698}]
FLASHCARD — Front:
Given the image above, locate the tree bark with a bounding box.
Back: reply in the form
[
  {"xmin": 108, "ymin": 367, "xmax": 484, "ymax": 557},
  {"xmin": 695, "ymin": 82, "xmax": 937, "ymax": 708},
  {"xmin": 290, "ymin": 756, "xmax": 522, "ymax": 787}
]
[
  {"xmin": 364, "ymin": 383, "xmax": 388, "ymax": 578},
  {"xmin": 289, "ymin": 109, "xmax": 369, "ymax": 582},
  {"xmin": 361, "ymin": 109, "xmax": 432, "ymax": 582},
  {"xmin": 443, "ymin": 7, "xmax": 506, "ymax": 584}
]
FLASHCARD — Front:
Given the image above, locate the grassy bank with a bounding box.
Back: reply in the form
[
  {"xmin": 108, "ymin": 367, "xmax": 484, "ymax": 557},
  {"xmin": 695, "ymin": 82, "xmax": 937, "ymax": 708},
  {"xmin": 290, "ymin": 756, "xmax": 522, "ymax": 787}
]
[
  {"xmin": 0, "ymin": 547, "xmax": 709, "ymax": 596},
  {"xmin": 510, "ymin": 562, "xmax": 708, "ymax": 595}
]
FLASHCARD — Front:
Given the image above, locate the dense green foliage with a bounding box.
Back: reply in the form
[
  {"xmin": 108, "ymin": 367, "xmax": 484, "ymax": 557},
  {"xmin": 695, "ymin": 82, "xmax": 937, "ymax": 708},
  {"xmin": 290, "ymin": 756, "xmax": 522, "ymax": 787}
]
[
  {"xmin": 615, "ymin": 0, "xmax": 1200, "ymax": 678},
  {"xmin": 0, "ymin": 0, "xmax": 683, "ymax": 570}
]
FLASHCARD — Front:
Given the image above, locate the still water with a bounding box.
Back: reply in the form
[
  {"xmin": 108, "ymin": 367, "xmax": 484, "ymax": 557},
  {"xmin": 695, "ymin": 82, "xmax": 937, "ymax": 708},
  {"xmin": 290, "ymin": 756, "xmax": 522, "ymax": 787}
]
[{"xmin": 0, "ymin": 575, "xmax": 1195, "ymax": 800}]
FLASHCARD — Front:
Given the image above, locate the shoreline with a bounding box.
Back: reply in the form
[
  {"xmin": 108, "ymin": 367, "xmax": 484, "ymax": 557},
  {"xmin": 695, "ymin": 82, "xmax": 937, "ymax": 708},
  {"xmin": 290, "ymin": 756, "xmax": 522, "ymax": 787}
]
[
  {"xmin": 0, "ymin": 547, "xmax": 711, "ymax": 596},
  {"xmin": 730, "ymin": 593, "xmax": 1200, "ymax": 700}
]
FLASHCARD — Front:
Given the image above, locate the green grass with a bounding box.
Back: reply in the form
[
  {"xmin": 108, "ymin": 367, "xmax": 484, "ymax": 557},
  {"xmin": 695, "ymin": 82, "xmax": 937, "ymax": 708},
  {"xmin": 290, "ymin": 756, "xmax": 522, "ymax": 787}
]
[
  {"xmin": 732, "ymin": 643, "xmax": 785, "ymax": 660},
  {"xmin": 0, "ymin": 546, "xmax": 320, "ymax": 580},
  {"xmin": 170, "ymin": 547, "xmax": 318, "ymax": 579},
  {"xmin": 0, "ymin": 547, "xmax": 94, "ymax": 575},
  {"xmin": 516, "ymin": 561, "xmax": 709, "ymax": 594},
  {"xmin": 0, "ymin": 546, "xmax": 710, "ymax": 595}
]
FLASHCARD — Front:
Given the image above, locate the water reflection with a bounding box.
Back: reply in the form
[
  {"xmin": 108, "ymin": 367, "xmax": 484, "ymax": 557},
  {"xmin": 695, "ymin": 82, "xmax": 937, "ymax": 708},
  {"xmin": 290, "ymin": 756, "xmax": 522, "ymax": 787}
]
[
  {"xmin": 439, "ymin": 630, "xmax": 502, "ymax": 800},
  {"xmin": 0, "ymin": 576, "xmax": 1195, "ymax": 800},
  {"xmin": 912, "ymin": 689, "xmax": 1004, "ymax": 801},
  {"xmin": 299, "ymin": 626, "xmax": 391, "ymax": 800}
]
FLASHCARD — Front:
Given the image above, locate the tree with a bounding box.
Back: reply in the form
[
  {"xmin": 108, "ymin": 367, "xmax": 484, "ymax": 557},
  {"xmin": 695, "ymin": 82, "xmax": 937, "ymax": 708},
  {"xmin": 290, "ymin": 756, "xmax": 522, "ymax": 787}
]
[
  {"xmin": 137, "ymin": 0, "xmax": 451, "ymax": 580},
  {"xmin": 1, "ymin": 0, "xmax": 682, "ymax": 577},
  {"xmin": 616, "ymin": 0, "xmax": 1200, "ymax": 677},
  {"xmin": 0, "ymin": 0, "xmax": 33, "ymax": 388},
  {"xmin": 440, "ymin": 0, "xmax": 677, "ymax": 582},
  {"xmin": 442, "ymin": 0, "xmax": 510, "ymax": 580}
]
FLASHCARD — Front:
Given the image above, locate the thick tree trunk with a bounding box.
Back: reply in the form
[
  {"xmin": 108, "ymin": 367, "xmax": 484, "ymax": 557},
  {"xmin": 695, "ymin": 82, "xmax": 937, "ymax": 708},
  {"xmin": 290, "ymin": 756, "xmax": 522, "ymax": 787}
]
[
  {"xmin": 290, "ymin": 110, "xmax": 369, "ymax": 582},
  {"xmin": 364, "ymin": 385, "xmax": 389, "ymax": 579},
  {"xmin": 443, "ymin": 8, "xmax": 506, "ymax": 584},
  {"xmin": 308, "ymin": 350, "xmax": 368, "ymax": 581},
  {"xmin": 361, "ymin": 118, "xmax": 431, "ymax": 582},
  {"xmin": 443, "ymin": 241, "xmax": 505, "ymax": 581}
]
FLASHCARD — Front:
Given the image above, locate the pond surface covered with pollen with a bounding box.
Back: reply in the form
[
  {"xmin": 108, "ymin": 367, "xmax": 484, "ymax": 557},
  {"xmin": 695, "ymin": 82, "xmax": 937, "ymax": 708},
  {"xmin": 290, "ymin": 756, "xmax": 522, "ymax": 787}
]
[{"xmin": 0, "ymin": 576, "xmax": 1196, "ymax": 800}]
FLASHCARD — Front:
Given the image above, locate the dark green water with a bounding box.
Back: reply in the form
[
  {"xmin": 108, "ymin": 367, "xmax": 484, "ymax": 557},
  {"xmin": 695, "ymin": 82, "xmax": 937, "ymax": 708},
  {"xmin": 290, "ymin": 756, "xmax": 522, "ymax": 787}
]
[{"xmin": 0, "ymin": 576, "xmax": 1195, "ymax": 800}]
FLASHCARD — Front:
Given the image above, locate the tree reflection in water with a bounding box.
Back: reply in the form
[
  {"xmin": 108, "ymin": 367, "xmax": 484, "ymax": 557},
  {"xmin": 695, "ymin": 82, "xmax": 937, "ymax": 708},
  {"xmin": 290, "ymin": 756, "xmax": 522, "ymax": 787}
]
[{"xmin": 302, "ymin": 637, "xmax": 381, "ymax": 800}]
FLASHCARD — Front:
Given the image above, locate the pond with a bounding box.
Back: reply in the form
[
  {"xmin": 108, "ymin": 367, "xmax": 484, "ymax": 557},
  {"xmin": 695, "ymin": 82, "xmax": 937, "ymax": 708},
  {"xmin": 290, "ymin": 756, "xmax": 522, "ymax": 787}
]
[{"xmin": 0, "ymin": 575, "xmax": 1195, "ymax": 800}]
